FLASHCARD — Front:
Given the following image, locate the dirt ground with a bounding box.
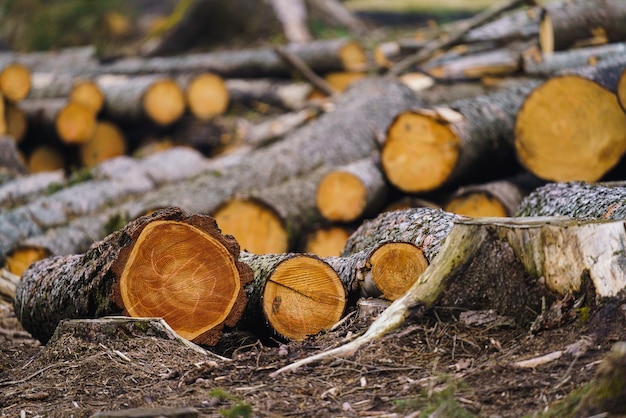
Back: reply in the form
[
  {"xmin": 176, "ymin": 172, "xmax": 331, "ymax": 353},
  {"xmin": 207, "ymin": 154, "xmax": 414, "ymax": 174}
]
[{"xmin": 1, "ymin": 292, "xmax": 625, "ymax": 418}]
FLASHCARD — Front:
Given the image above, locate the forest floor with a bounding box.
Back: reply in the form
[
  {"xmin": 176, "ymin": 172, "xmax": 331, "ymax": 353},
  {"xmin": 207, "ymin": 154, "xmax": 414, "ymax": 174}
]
[{"xmin": 1, "ymin": 292, "xmax": 625, "ymax": 417}]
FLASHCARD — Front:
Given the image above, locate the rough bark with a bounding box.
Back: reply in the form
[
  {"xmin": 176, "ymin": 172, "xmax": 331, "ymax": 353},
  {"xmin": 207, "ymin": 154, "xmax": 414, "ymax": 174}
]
[
  {"xmin": 272, "ymin": 215, "xmax": 626, "ymax": 374},
  {"xmin": 0, "ymin": 135, "xmax": 26, "ymax": 175},
  {"xmin": 0, "ymin": 46, "xmax": 98, "ymax": 74},
  {"xmin": 14, "ymin": 207, "xmax": 254, "ymax": 345},
  {"xmin": 97, "ymin": 39, "xmax": 367, "ymax": 78},
  {"xmin": 463, "ymin": 5, "xmax": 540, "ymax": 44},
  {"xmin": 514, "ymin": 60, "xmax": 626, "ymax": 182},
  {"xmin": 239, "ymin": 251, "xmax": 345, "ymax": 342},
  {"xmin": 315, "ymin": 155, "xmax": 388, "ymax": 223},
  {"xmin": 382, "ymin": 80, "xmax": 539, "ymax": 193},
  {"xmin": 515, "ymin": 181, "xmax": 626, "ymax": 220},
  {"xmin": 539, "ymin": 0, "xmax": 626, "ymax": 54},
  {"xmin": 342, "ymin": 207, "xmax": 461, "ymax": 259},
  {"xmin": 0, "ymin": 169, "xmax": 64, "ymax": 208}
]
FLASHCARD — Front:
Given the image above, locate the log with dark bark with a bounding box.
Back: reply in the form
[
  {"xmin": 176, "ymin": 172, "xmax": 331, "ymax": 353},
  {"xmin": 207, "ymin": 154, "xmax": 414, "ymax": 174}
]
[
  {"xmin": 315, "ymin": 155, "xmax": 388, "ymax": 223},
  {"xmin": 20, "ymin": 98, "xmax": 97, "ymax": 144},
  {"xmin": 239, "ymin": 251, "xmax": 345, "ymax": 342},
  {"xmin": 28, "ymin": 72, "xmax": 104, "ymax": 113},
  {"xmin": 382, "ymin": 80, "xmax": 539, "ymax": 193},
  {"xmin": 0, "ymin": 135, "xmax": 26, "ymax": 176},
  {"xmin": 515, "ymin": 181, "xmax": 626, "ymax": 220},
  {"xmin": 14, "ymin": 207, "xmax": 254, "ymax": 345},
  {"xmin": 97, "ymin": 74, "xmax": 186, "ymax": 126},
  {"xmin": 178, "ymin": 72, "xmax": 229, "ymax": 121},
  {"xmin": 539, "ymin": 0, "xmax": 626, "ymax": 55},
  {"xmin": 99, "ymin": 39, "xmax": 367, "ymax": 78},
  {"xmin": 225, "ymin": 78, "xmax": 313, "ymax": 111},
  {"xmin": 515, "ymin": 60, "xmax": 626, "ymax": 182},
  {"xmin": 273, "ymin": 215, "xmax": 626, "ymax": 374}
]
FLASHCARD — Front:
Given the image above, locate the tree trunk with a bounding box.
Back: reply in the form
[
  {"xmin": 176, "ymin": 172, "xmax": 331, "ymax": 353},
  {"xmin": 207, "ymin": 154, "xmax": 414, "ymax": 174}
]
[
  {"xmin": 225, "ymin": 78, "xmax": 313, "ymax": 111},
  {"xmin": 315, "ymin": 155, "xmax": 388, "ymax": 223},
  {"xmin": 423, "ymin": 46, "xmax": 524, "ymax": 80},
  {"xmin": 515, "ymin": 181, "xmax": 626, "ymax": 220},
  {"xmin": 0, "ymin": 169, "xmax": 64, "ymax": 208},
  {"xmin": 28, "ymin": 73, "xmax": 104, "ymax": 113},
  {"xmin": 463, "ymin": 6, "xmax": 539, "ymax": 44},
  {"xmin": 97, "ymin": 74, "xmax": 186, "ymax": 126},
  {"xmin": 178, "ymin": 72, "xmax": 229, "ymax": 121},
  {"xmin": 13, "ymin": 207, "xmax": 254, "ymax": 345},
  {"xmin": 382, "ymin": 80, "xmax": 539, "ymax": 193},
  {"xmin": 98, "ymin": 39, "xmax": 367, "ymax": 78},
  {"xmin": 514, "ymin": 60, "xmax": 626, "ymax": 182},
  {"xmin": 539, "ymin": 0, "xmax": 626, "ymax": 54},
  {"xmin": 239, "ymin": 251, "xmax": 345, "ymax": 342}
]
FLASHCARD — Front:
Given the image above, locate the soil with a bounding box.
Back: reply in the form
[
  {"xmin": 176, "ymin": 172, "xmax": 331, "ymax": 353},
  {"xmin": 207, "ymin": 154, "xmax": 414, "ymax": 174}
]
[{"xmin": 1, "ymin": 293, "xmax": 625, "ymax": 418}]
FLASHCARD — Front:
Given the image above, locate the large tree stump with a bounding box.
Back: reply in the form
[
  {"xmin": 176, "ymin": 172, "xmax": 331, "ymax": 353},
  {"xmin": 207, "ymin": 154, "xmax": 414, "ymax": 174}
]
[
  {"xmin": 14, "ymin": 207, "xmax": 254, "ymax": 345},
  {"xmin": 514, "ymin": 61, "xmax": 626, "ymax": 182},
  {"xmin": 382, "ymin": 81, "xmax": 539, "ymax": 193},
  {"xmin": 239, "ymin": 251, "xmax": 345, "ymax": 341}
]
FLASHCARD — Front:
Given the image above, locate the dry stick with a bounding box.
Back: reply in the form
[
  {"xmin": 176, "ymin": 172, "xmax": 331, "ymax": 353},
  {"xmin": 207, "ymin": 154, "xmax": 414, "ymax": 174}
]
[
  {"xmin": 388, "ymin": 0, "xmax": 534, "ymax": 77},
  {"xmin": 274, "ymin": 45, "xmax": 339, "ymax": 97}
]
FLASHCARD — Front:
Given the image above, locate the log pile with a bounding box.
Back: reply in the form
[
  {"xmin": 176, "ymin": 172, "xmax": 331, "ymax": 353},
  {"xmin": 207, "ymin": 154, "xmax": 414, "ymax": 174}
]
[{"xmin": 3, "ymin": 0, "xmax": 626, "ymax": 352}]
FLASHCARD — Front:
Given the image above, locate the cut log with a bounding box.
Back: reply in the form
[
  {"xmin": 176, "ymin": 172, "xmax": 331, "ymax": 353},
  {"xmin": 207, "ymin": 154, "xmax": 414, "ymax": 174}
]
[
  {"xmin": 0, "ymin": 46, "xmax": 98, "ymax": 74},
  {"xmin": 539, "ymin": 0, "xmax": 626, "ymax": 55},
  {"xmin": 315, "ymin": 155, "xmax": 388, "ymax": 223},
  {"xmin": 180, "ymin": 72, "xmax": 229, "ymax": 120},
  {"xmin": 463, "ymin": 6, "xmax": 539, "ymax": 44},
  {"xmin": 225, "ymin": 78, "xmax": 313, "ymax": 111},
  {"xmin": 213, "ymin": 167, "xmax": 328, "ymax": 254},
  {"xmin": 97, "ymin": 74, "xmax": 186, "ymax": 126},
  {"xmin": 240, "ymin": 251, "xmax": 345, "ymax": 341},
  {"xmin": 423, "ymin": 47, "xmax": 523, "ymax": 80},
  {"xmin": 302, "ymin": 224, "xmax": 352, "ymax": 257},
  {"xmin": 28, "ymin": 73, "xmax": 104, "ymax": 113},
  {"xmin": 382, "ymin": 80, "xmax": 539, "ymax": 193},
  {"xmin": 0, "ymin": 169, "xmax": 64, "ymax": 208},
  {"xmin": 514, "ymin": 61, "xmax": 626, "ymax": 182},
  {"xmin": 0, "ymin": 62, "xmax": 31, "ymax": 102},
  {"xmin": 20, "ymin": 98, "xmax": 97, "ymax": 144},
  {"xmin": 100, "ymin": 38, "xmax": 367, "ymax": 78},
  {"xmin": 0, "ymin": 94, "xmax": 6, "ymax": 135},
  {"xmin": 326, "ymin": 241, "xmax": 429, "ymax": 301},
  {"xmin": 308, "ymin": 71, "xmax": 367, "ymax": 99},
  {"xmin": 79, "ymin": 121, "xmax": 127, "ymax": 168},
  {"xmin": 515, "ymin": 181, "xmax": 626, "ymax": 220},
  {"xmin": 272, "ymin": 215, "xmax": 626, "ymax": 374},
  {"xmin": 443, "ymin": 175, "xmax": 538, "ymax": 217},
  {"xmin": 270, "ymin": 0, "xmax": 311, "ymax": 43},
  {"xmin": 523, "ymin": 41, "xmax": 626, "ymax": 77},
  {"xmin": 26, "ymin": 145, "xmax": 66, "ymax": 173},
  {"xmin": 5, "ymin": 245, "xmax": 51, "ymax": 277},
  {"xmin": 14, "ymin": 207, "xmax": 254, "ymax": 345}
]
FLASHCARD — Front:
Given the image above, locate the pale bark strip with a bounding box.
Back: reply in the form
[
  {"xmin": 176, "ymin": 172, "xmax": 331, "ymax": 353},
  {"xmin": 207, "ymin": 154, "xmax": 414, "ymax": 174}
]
[
  {"xmin": 271, "ymin": 216, "xmax": 626, "ymax": 375},
  {"xmin": 270, "ymin": 0, "xmax": 312, "ymax": 43},
  {"xmin": 0, "ymin": 46, "xmax": 98, "ymax": 73},
  {"xmin": 225, "ymin": 78, "xmax": 313, "ymax": 110},
  {"xmin": 342, "ymin": 206, "xmax": 461, "ymax": 260},
  {"xmin": 463, "ymin": 6, "xmax": 539, "ymax": 44},
  {"xmin": 0, "ymin": 170, "xmax": 64, "ymax": 208},
  {"xmin": 523, "ymin": 42, "xmax": 626, "ymax": 77},
  {"xmin": 515, "ymin": 181, "xmax": 626, "ymax": 220},
  {"xmin": 96, "ymin": 39, "xmax": 366, "ymax": 78}
]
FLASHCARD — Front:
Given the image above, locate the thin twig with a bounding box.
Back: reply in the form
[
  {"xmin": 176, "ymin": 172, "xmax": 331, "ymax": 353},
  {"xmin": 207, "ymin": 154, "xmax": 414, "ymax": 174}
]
[
  {"xmin": 274, "ymin": 45, "xmax": 339, "ymax": 97},
  {"xmin": 387, "ymin": 0, "xmax": 534, "ymax": 77}
]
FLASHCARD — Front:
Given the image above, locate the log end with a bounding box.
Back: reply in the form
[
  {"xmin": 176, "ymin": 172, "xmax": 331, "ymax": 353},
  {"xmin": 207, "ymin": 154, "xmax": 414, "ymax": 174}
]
[
  {"xmin": 27, "ymin": 145, "xmax": 66, "ymax": 173},
  {"xmin": 367, "ymin": 242, "xmax": 429, "ymax": 301},
  {"xmin": 262, "ymin": 256, "xmax": 346, "ymax": 341},
  {"xmin": 143, "ymin": 79, "xmax": 186, "ymax": 126},
  {"xmin": 515, "ymin": 75, "xmax": 626, "ymax": 182},
  {"xmin": 55, "ymin": 102, "xmax": 97, "ymax": 144},
  {"xmin": 339, "ymin": 41, "xmax": 367, "ymax": 72},
  {"xmin": 0, "ymin": 63, "xmax": 31, "ymax": 102},
  {"xmin": 444, "ymin": 192, "xmax": 508, "ymax": 218},
  {"xmin": 316, "ymin": 171, "xmax": 367, "ymax": 222},
  {"xmin": 70, "ymin": 80, "xmax": 105, "ymax": 114},
  {"xmin": 5, "ymin": 246, "xmax": 52, "ymax": 277},
  {"xmin": 214, "ymin": 198, "xmax": 288, "ymax": 254},
  {"xmin": 304, "ymin": 226, "xmax": 351, "ymax": 257},
  {"xmin": 186, "ymin": 73, "xmax": 229, "ymax": 120},
  {"xmin": 382, "ymin": 111, "xmax": 460, "ymax": 193},
  {"xmin": 79, "ymin": 121, "xmax": 127, "ymax": 167}
]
